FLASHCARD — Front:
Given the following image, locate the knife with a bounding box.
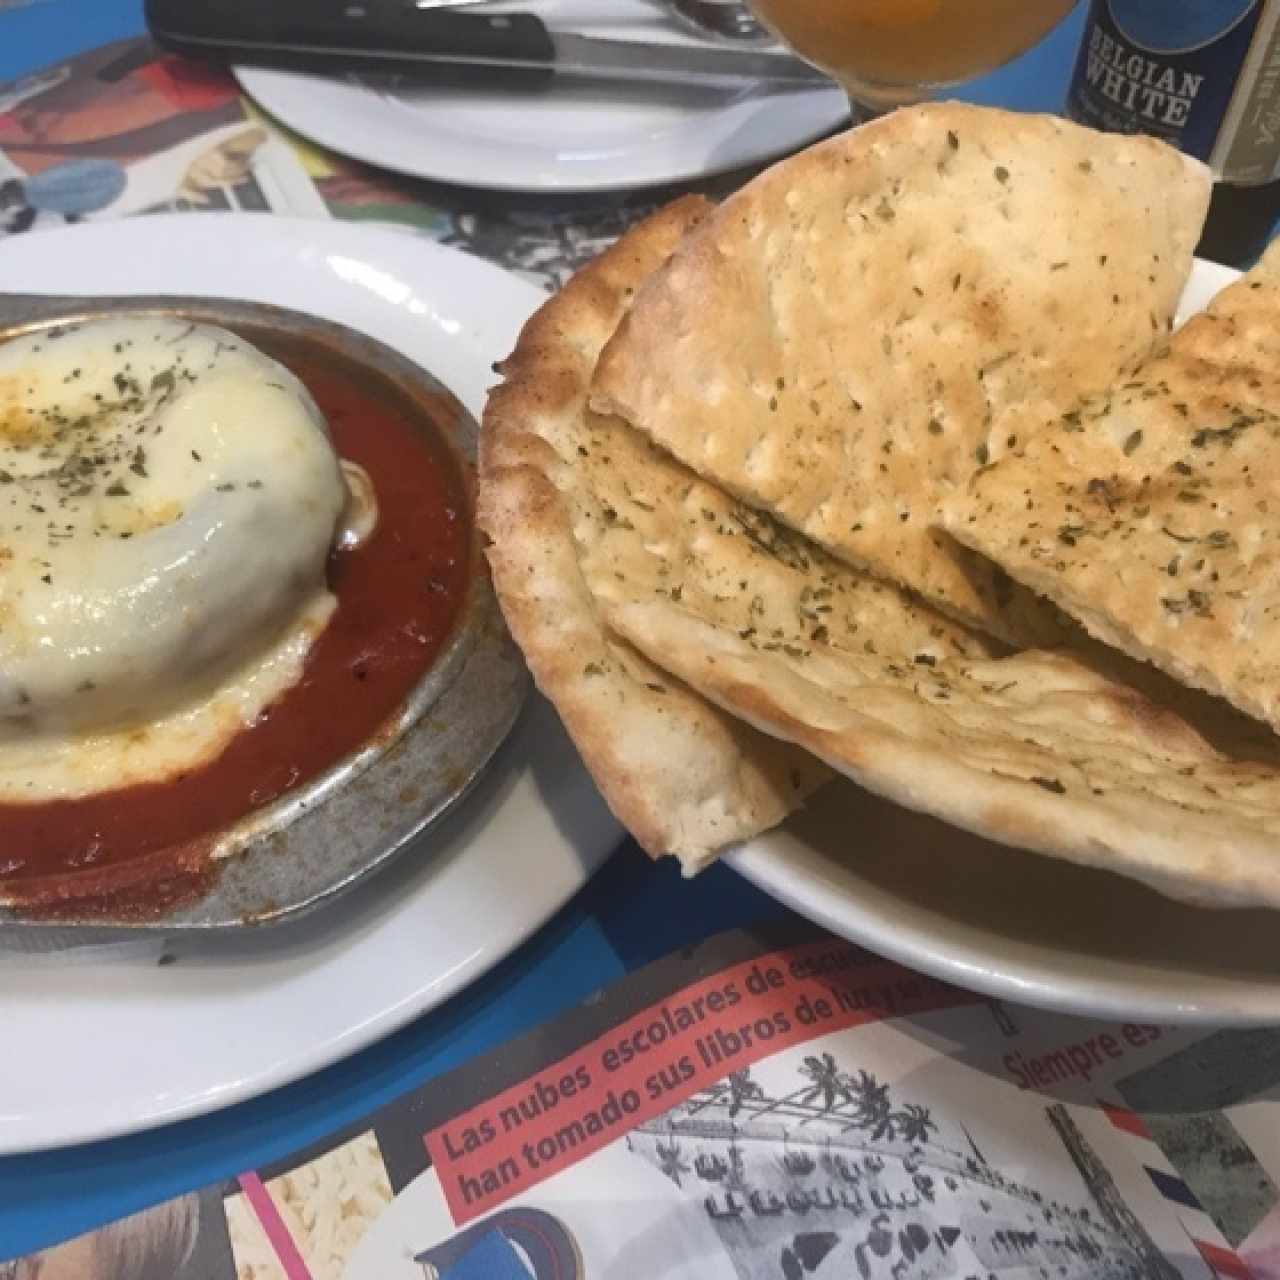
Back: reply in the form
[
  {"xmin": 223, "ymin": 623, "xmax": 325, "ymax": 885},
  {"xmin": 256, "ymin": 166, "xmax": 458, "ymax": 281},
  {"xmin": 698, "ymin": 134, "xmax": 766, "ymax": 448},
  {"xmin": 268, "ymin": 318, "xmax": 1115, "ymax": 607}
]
[{"xmin": 144, "ymin": 0, "xmax": 832, "ymax": 91}]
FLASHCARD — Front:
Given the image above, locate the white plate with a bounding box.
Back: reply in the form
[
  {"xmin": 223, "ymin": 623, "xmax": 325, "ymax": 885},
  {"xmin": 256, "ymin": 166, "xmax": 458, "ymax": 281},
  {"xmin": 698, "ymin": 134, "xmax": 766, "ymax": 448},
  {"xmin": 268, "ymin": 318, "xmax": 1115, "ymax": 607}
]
[
  {"xmin": 234, "ymin": 0, "xmax": 848, "ymax": 193},
  {"xmin": 732, "ymin": 258, "xmax": 1280, "ymax": 1028},
  {"xmin": 0, "ymin": 214, "xmax": 622, "ymax": 1154}
]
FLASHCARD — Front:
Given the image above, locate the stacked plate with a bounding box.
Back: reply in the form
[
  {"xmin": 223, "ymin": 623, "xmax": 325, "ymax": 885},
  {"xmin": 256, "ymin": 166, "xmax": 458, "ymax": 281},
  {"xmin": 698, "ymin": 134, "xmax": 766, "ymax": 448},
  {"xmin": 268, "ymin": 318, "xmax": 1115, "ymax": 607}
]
[{"xmin": 232, "ymin": 0, "xmax": 849, "ymax": 192}]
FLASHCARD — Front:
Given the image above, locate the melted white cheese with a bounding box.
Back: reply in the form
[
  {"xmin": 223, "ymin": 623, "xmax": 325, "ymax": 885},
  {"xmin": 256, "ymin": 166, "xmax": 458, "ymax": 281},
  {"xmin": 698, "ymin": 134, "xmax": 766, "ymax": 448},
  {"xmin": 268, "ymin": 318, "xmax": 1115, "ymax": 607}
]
[
  {"xmin": 0, "ymin": 316, "xmax": 350, "ymax": 800},
  {"xmin": 0, "ymin": 594, "xmax": 335, "ymax": 804}
]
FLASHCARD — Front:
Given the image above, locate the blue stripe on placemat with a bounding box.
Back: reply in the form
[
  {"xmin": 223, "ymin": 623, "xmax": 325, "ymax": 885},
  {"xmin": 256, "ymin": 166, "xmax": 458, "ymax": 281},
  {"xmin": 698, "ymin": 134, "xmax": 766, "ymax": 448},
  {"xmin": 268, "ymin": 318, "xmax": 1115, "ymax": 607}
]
[
  {"xmin": 1145, "ymin": 1166, "xmax": 1204, "ymax": 1211},
  {"xmin": 0, "ymin": 902, "xmax": 626, "ymax": 1259},
  {"xmin": 0, "ymin": 0, "xmax": 145, "ymax": 81},
  {"xmin": 438, "ymin": 1230, "xmax": 532, "ymax": 1280}
]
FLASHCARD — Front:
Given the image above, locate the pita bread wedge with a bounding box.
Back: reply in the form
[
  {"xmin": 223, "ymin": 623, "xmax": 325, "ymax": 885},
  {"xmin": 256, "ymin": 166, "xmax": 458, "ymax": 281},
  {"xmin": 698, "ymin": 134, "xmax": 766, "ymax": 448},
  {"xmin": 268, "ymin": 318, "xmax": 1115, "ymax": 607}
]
[
  {"xmin": 573, "ymin": 400, "xmax": 999, "ymax": 709},
  {"xmin": 590, "ymin": 103, "xmax": 1211, "ymax": 645},
  {"xmin": 941, "ymin": 241, "xmax": 1280, "ymax": 736},
  {"xmin": 480, "ymin": 198, "xmax": 832, "ymax": 871},
  {"xmin": 597, "ymin": 582, "xmax": 1280, "ymax": 909}
]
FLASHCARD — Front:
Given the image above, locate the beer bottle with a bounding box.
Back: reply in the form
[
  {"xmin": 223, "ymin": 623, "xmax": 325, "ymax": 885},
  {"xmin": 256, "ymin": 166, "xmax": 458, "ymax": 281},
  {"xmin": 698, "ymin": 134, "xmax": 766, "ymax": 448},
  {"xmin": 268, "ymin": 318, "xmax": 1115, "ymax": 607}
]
[{"xmin": 1066, "ymin": 1, "xmax": 1280, "ymax": 267}]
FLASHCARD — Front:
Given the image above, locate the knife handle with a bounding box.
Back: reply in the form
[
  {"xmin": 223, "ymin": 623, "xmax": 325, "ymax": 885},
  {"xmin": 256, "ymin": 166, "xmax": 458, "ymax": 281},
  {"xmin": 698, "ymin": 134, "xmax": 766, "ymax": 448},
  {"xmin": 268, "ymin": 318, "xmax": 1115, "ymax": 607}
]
[{"xmin": 145, "ymin": 1, "xmax": 558, "ymax": 90}]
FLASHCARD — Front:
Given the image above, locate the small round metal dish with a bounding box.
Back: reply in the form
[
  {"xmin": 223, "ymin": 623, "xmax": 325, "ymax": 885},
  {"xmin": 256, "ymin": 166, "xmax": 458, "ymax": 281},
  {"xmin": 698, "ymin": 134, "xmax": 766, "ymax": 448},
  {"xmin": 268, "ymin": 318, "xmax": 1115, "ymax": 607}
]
[{"xmin": 0, "ymin": 293, "xmax": 529, "ymax": 930}]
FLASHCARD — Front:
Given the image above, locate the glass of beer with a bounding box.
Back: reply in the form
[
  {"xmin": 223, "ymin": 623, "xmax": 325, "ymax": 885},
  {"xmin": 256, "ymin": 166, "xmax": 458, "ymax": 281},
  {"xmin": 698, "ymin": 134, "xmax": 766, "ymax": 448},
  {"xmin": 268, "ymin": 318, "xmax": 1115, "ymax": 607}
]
[{"xmin": 749, "ymin": 0, "xmax": 1079, "ymax": 118}]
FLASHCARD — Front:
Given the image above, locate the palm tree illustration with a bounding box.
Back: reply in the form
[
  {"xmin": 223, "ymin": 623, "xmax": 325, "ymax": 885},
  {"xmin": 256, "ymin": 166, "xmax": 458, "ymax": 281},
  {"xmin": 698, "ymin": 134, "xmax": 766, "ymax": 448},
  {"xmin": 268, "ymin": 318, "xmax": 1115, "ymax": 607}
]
[
  {"xmin": 681, "ymin": 1056, "xmax": 942, "ymax": 1152},
  {"xmin": 798, "ymin": 1054, "xmax": 857, "ymax": 1112},
  {"xmin": 688, "ymin": 1067, "xmax": 768, "ymax": 1122},
  {"xmin": 892, "ymin": 1102, "xmax": 938, "ymax": 1146},
  {"xmin": 720, "ymin": 1069, "xmax": 767, "ymax": 1117},
  {"xmin": 842, "ymin": 1069, "xmax": 895, "ymax": 1138},
  {"xmin": 654, "ymin": 1135, "xmax": 691, "ymax": 1187}
]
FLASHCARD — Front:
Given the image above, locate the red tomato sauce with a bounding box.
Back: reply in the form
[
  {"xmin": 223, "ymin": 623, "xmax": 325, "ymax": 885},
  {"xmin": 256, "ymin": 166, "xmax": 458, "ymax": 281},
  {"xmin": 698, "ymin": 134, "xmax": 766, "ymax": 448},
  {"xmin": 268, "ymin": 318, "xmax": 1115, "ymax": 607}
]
[{"xmin": 0, "ymin": 355, "xmax": 470, "ymax": 903}]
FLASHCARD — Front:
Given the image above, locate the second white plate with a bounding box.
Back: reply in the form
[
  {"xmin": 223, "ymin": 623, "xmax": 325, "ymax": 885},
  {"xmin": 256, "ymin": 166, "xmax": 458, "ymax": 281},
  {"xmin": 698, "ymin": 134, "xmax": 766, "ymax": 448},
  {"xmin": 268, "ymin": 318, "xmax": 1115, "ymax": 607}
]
[
  {"xmin": 0, "ymin": 214, "xmax": 622, "ymax": 1154},
  {"xmin": 234, "ymin": 0, "xmax": 849, "ymax": 193}
]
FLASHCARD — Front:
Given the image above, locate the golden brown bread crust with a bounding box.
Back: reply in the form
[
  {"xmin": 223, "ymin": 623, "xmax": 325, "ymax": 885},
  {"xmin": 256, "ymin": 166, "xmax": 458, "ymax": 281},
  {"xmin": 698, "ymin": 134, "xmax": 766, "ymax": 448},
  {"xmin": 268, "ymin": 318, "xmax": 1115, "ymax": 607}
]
[
  {"xmin": 604, "ymin": 596, "xmax": 1280, "ymax": 909},
  {"xmin": 479, "ymin": 119, "xmax": 1280, "ymax": 908},
  {"xmin": 942, "ymin": 241, "xmax": 1280, "ymax": 734},
  {"xmin": 590, "ymin": 103, "xmax": 1211, "ymax": 646},
  {"xmin": 478, "ymin": 198, "xmax": 830, "ymax": 869}
]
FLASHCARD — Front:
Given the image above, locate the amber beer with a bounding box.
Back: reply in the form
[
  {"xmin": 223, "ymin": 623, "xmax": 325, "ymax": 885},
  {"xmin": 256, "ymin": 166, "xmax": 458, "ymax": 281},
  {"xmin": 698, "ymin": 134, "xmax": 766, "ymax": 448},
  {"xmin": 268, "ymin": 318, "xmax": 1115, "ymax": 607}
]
[{"xmin": 750, "ymin": 0, "xmax": 1078, "ymax": 109}]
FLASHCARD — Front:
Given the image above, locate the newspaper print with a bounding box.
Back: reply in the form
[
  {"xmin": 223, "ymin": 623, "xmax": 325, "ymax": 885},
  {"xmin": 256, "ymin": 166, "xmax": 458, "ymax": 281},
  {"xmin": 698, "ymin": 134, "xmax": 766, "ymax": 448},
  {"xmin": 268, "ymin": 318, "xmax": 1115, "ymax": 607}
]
[
  {"xmin": 0, "ymin": 40, "xmax": 326, "ymax": 236},
  {"xmin": 8, "ymin": 927, "xmax": 1280, "ymax": 1280},
  {"xmin": 224, "ymin": 1132, "xmax": 394, "ymax": 1280},
  {"xmin": 0, "ymin": 38, "xmax": 769, "ymax": 291}
]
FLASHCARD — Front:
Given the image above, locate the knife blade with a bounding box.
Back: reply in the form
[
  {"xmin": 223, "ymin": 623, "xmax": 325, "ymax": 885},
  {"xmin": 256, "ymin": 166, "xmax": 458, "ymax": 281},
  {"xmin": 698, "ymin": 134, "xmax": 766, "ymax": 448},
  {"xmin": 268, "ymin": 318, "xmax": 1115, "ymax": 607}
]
[{"xmin": 145, "ymin": 1, "xmax": 832, "ymax": 90}]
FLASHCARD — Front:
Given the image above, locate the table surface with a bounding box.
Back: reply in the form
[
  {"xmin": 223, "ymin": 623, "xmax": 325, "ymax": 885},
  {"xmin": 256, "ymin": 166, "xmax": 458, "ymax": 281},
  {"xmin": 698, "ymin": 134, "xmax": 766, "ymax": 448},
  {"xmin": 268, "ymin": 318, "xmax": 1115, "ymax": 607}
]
[{"xmin": 0, "ymin": 0, "xmax": 1265, "ymax": 1259}]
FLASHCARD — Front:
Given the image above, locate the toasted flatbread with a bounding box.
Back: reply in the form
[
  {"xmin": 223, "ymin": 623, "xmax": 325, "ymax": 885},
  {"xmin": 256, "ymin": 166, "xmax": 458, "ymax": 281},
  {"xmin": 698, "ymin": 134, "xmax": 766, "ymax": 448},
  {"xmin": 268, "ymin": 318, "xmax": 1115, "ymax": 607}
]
[
  {"xmin": 941, "ymin": 241, "xmax": 1280, "ymax": 736},
  {"xmin": 479, "ymin": 198, "xmax": 832, "ymax": 871},
  {"xmin": 596, "ymin": 583, "xmax": 1280, "ymax": 908},
  {"xmin": 590, "ymin": 103, "xmax": 1211, "ymax": 645}
]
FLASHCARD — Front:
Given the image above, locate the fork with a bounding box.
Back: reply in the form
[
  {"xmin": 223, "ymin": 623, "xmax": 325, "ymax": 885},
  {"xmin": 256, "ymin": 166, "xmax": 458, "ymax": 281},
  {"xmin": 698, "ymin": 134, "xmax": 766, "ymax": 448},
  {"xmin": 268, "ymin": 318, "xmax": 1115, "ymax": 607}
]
[{"xmin": 665, "ymin": 0, "xmax": 773, "ymax": 44}]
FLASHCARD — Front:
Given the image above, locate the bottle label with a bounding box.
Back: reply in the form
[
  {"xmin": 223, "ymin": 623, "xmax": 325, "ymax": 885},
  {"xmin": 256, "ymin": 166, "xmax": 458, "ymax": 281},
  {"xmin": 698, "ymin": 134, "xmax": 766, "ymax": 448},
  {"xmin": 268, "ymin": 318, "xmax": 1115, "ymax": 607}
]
[{"xmin": 1068, "ymin": 0, "xmax": 1280, "ymax": 182}]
